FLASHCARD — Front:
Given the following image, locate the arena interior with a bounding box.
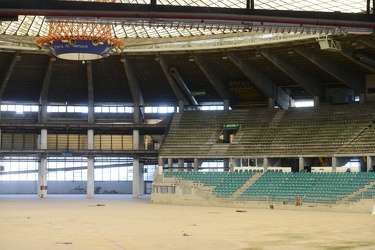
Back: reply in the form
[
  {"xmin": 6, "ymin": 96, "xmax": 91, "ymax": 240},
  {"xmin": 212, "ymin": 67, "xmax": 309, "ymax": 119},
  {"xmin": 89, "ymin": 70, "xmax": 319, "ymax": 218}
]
[{"xmin": 1, "ymin": 1, "xmax": 375, "ymax": 248}]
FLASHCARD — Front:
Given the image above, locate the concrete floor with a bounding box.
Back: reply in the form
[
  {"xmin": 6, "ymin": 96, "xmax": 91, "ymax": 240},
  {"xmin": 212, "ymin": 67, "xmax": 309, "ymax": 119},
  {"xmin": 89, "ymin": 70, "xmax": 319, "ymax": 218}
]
[{"xmin": 1, "ymin": 194, "xmax": 375, "ymax": 250}]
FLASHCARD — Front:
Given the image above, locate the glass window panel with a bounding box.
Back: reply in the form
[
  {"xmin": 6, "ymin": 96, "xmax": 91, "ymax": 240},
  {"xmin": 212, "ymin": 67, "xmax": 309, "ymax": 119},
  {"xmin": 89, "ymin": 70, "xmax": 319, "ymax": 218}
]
[
  {"xmin": 110, "ymin": 106, "xmax": 117, "ymax": 113},
  {"xmin": 31, "ymin": 106, "xmax": 39, "ymax": 112},
  {"xmin": 102, "ymin": 106, "xmax": 109, "ymax": 113},
  {"xmin": 67, "ymin": 106, "xmax": 75, "ymax": 112},
  {"xmin": 58, "ymin": 106, "xmax": 67, "ymax": 112},
  {"xmin": 56, "ymin": 171, "xmax": 65, "ymax": 181},
  {"xmin": 7, "ymin": 105, "xmax": 15, "ymax": 111},
  {"xmin": 118, "ymin": 106, "xmax": 125, "ymax": 113},
  {"xmin": 94, "ymin": 106, "xmax": 101, "ymax": 113}
]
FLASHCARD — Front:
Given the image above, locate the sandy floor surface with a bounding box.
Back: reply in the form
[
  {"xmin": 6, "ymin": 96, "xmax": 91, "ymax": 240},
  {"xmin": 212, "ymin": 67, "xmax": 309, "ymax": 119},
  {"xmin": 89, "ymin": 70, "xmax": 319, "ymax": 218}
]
[{"xmin": 1, "ymin": 194, "xmax": 375, "ymax": 250}]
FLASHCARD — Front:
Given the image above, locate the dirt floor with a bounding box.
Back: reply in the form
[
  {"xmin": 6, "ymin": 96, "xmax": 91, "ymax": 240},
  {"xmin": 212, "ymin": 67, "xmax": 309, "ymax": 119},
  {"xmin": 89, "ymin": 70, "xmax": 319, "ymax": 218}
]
[{"xmin": 1, "ymin": 194, "xmax": 375, "ymax": 250}]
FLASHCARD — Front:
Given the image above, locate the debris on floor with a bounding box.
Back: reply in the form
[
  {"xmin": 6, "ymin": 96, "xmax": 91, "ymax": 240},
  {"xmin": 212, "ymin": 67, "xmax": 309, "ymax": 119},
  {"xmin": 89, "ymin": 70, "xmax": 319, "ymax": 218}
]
[
  {"xmin": 97, "ymin": 204, "xmax": 106, "ymax": 206},
  {"xmin": 56, "ymin": 242, "xmax": 73, "ymax": 245},
  {"xmin": 236, "ymin": 210, "xmax": 247, "ymax": 213}
]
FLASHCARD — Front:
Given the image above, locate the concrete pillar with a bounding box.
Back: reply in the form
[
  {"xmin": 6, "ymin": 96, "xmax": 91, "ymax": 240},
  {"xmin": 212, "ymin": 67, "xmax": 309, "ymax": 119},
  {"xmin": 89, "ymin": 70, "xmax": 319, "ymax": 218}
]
[
  {"xmin": 263, "ymin": 157, "xmax": 269, "ymax": 172},
  {"xmin": 224, "ymin": 158, "xmax": 230, "ymax": 171},
  {"xmin": 359, "ymin": 93, "xmax": 366, "ymax": 104},
  {"xmin": 178, "ymin": 100, "xmax": 184, "ymax": 113},
  {"xmin": 38, "ymin": 156, "xmax": 48, "ymax": 198},
  {"xmin": 332, "ymin": 157, "xmax": 337, "ymax": 172},
  {"xmin": 87, "ymin": 156, "xmax": 94, "ymax": 198},
  {"xmin": 299, "ymin": 157, "xmax": 305, "ymax": 172},
  {"xmin": 168, "ymin": 158, "xmax": 173, "ymax": 171},
  {"xmin": 313, "ymin": 96, "xmax": 320, "ymax": 107},
  {"xmin": 194, "ymin": 158, "xmax": 199, "ymax": 172},
  {"xmin": 87, "ymin": 129, "xmax": 94, "ymax": 150},
  {"xmin": 0, "ymin": 129, "xmax": 2, "ymax": 149},
  {"xmin": 133, "ymin": 129, "xmax": 139, "ymax": 150},
  {"xmin": 40, "ymin": 103, "xmax": 47, "ymax": 123},
  {"xmin": 367, "ymin": 156, "xmax": 373, "ymax": 172},
  {"xmin": 229, "ymin": 158, "xmax": 234, "ymax": 172},
  {"xmin": 40, "ymin": 129, "xmax": 47, "ymax": 150},
  {"xmin": 139, "ymin": 162, "xmax": 144, "ymax": 196},
  {"xmin": 178, "ymin": 159, "xmax": 184, "ymax": 171},
  {"xmin": 158, "ymin": 157, "xmax": 164, "ymax": 175},
  {"xmin": 268, "ymin": 98, "xmax": 274, "ymax": 108},
  {"xmin": 133, "ymin": 157, "xmax": 139, "ymax": 198},
  {"xmin": 223, "ymin": 99, "xmax": 230, "ymax": 110}
]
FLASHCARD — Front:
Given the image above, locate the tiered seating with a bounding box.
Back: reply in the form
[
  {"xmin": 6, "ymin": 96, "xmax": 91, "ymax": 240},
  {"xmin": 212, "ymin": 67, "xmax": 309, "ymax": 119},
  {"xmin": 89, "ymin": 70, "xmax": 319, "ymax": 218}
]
[
  {"xmin": 164, "ymin": 171, "xmax": 227, "ymax": 186},
  {"xmin": 237, "ymin": 172, "xmax": 375, "ymax": 204},
  {"xmin": 161, "ymin": 103, "xmax": 375, "ymax": 157},
  {"xmin": 163, "ymin": 171, "xmax": 255, "ymax": 197},
  {"xmin": 212, "ymin": 171, "xmax": 254, "ymax": 198}
]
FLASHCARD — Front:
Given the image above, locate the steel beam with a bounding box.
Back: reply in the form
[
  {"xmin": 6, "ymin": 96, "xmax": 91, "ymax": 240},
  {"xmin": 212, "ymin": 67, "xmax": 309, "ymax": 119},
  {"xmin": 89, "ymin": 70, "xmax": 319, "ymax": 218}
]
[
  {"xmin": 193, "ymin": 53, "xmax": 231, "ymax": 102},
  {"xmin": 1, "ymin": 1, "xmax": 375, "ymax": 28},
  {"xmin": 121, "ymin": 55, "xmax": 144, "ymax": 124},
  {"xmin": 227, "ymin": 51, "xmax": 274, "ymax": 99},
  {"xmin": 39, "ymin": 57, "xmax": 55, "ymax": 123},
  {"xmin": 0, "ymin": 52, "xmax": 20, "ymax": 101},
  {"xmin": 261, "ymin": 49, "xmax": 323, "ymax": 98},
  {"xmin": 86, "ymin": 61, "xmax": 95, "ymax": 124},
  {"xmin": 158, "ymin": 55, "xmax": 188, "ymax": 106},
  {"xmin": 294, "ymin": 46, "xmax": 365, "ymax": 94}
]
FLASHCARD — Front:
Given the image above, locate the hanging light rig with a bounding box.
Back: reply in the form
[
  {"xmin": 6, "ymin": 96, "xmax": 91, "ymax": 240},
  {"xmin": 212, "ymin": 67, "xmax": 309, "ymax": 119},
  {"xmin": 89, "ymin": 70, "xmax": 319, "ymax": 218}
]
[{"xmin": 36, "ymin": 0, "xmax": 124, "ymax": 61}]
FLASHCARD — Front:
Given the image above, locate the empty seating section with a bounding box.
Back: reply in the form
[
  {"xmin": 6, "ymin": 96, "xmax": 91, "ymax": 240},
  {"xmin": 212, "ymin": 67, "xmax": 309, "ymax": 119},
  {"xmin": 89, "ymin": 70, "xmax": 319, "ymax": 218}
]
[
  {"xmin": 213, "ymin": 171, "xmax": 254, "ymax": 198},
  {"xmin": 237, "ymin": 172, "xmax": 375, "ymax": 204},
  {"xmin": 160, "ymin": 103, "xmax": 375, "ymax": 158},
  {"xmin": 164, "ymin": 171, "xmax": 227, "ymax": 186},
  {"xmin": 164, "ymin": 171, "xmax": 254, "ymax": 197}
]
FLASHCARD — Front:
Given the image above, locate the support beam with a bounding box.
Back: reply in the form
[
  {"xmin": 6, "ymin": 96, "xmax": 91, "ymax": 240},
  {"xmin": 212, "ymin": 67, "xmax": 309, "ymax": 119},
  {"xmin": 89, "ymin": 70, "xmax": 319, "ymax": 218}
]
[
  {"xmin": 38, "ymin": 156, "xmax": 48, "ymax": 198},
  {"xmin": 87, "ymin": 156, "xmax": 94, "ymax": 198},
  {"xmin": 341, "ymin": 47, "xmax": 375, "ymax": 74},
  {"xmin": 294, "ymin": 46, "xmax": 365, "ymax": 94},
  {"xmin": 169, "ymin": 67, "xmax": 199, "ymax": 106},
  {"xmin": 39, "ymin": 57, "xmax": 55, "ymax": 123},
  {"xmin": 227, "ymin": 51, "xmax": 275, "ymax": 99},
  {"xmin": 158, "ymin": 55, "xmax": 188, "ymax": 108},
  {"xmin": 121, "ymin": 56, "xmax": 144, "ymax": 124},
  {"xmin": 133, "ymin": 156, "xmax": 139, "ymax": 198},
  {"xmin": 193, "ymin": 53, "xmax": 231, "ymax": 104},
  {"xmin": 0, "ymin": 52, "xmax": 20, "ymax": 102},
  {"xmin": 261, "ymin": 49, "xmax": 323, "ymax": 98},
  {"xmin": 87, "ymin": 61, "xmax": 95, "ymax": 124}
]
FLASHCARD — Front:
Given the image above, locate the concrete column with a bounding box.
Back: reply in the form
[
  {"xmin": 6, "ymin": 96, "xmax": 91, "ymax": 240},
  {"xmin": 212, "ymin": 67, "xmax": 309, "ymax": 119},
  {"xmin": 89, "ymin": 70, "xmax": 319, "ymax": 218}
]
[
  {"xmin": 168, "ymin": 158, "xmax": 173, "ymax": 171},
  {"xmin": 268, "ymin": 98, "xmax": 274, "ymax": 108},
  {"xmin": 359, "ymin": 93, "xmax": 366, "ymax": 104},
  {"xmin": 87, "ymin": 156, "xmax": 94, "ymax": 198},
  {"xmin": 229, "ymin": 158, "xmax": 234, "ymax": 172},
  {"xmin": 158, "ymin": 157, "xmax": 164, "ymax": 175},
  {"xmin": 263, "ymin": 157, "xmax": 269, "ymax": 172},
  {"xmin": 133, "ymin": 157, "xmax": 139, "ymax": 198},
  {"xmin": 178, "ymin": 100, "xmax": 184, "ymax": 113},
  {"xmin": 87, "ymin": 129, "xmax": 94, "ymax": 150},
  {"xmin": 40, "ymin": 103, "xmax": 47, "ymax": 123},
  {"xmin": 367, "ymin": 156, "xmax": 373, "ymax": 172},
  {"xmin": 0, "ymin": 129, "xmax": 2, "ymax": 149},
  {"xmin": 139, "ymin": 162, "xmax": 144, "ymax": 196},
  {"xmin": 313, "ymin": 96, "xmax": 320, "ymax": 107},
  {"xmin": 194, "ymin": 158, "xmax": 199, "ymax": 172},
  {"xmin": 299, "ymin": 157, "xmax": 305, "ymax": 172},
  {"xmin": 40, "ymin": 129, "xmax": 47, "ymax": 150},
  {"xmin": 224, "ymin": 158, "xmax": 230, "ymax": 171},
  {"xmin": 38, "ymin": 156, "xmax": 48, "ymax": 198},
  {"xmin": 223, "ymin": 99, "xmax": 230, "ymax": 110},
  {"xmin": 178, "ymin": 159, "xmax": 184, "ymax": 171},
  {"xmin": 332, "ymin": 157, "xmax": 337, "ymax": 172},
  {"xmin": 133, "ymin": 129, "xmax": 139, "ymax": 150}
]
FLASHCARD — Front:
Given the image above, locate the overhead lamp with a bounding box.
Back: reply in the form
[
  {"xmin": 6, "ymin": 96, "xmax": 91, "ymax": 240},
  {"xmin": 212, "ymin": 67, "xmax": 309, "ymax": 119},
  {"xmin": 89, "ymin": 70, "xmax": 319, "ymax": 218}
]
[{"xmin": 188, "ymin": 56, "xmax": 195, "ymax": 62}]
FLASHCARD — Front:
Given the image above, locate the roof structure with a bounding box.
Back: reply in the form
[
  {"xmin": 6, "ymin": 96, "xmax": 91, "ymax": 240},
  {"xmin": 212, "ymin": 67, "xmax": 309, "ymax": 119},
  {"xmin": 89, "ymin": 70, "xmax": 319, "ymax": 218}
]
[{"xmin": 0, "ymin": 0, "xmax": 375, "ymax": 107}]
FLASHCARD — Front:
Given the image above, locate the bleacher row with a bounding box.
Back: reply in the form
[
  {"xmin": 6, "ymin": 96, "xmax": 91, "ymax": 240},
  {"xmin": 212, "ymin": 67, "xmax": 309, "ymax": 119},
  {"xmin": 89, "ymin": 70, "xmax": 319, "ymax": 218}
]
[
  {"xmin": 163, "ymin": 171, "xmax": 375, "ymax": 204},
  {"xmin": 160, "ymin": 103, "xmax": 375, "ymax": 158}
]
